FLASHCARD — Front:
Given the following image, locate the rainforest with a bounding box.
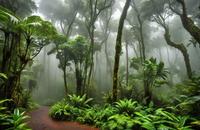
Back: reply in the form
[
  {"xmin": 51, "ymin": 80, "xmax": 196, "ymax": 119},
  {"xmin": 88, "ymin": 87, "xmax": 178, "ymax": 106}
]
[{"xmin": 0, "ymin": 0, "xmax": 200, "ymax": 130}]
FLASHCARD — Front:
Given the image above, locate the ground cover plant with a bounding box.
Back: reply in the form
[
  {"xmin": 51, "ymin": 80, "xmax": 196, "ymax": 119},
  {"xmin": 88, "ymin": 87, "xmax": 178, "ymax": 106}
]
[{"xmin": 49, "ymin": 95, "xmax": 200, "ymax": 130}]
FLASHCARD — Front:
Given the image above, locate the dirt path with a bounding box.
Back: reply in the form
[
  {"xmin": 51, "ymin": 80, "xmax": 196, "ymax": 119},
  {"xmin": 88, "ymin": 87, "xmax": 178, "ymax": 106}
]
[{"xmin": 28, "ymin": 106, "xmax": 99, "ymax": 130}]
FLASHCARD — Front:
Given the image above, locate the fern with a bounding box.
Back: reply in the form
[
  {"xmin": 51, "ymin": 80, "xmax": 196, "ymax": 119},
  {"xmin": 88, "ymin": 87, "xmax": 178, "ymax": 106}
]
[
  {"xmin": 68, "ymin": 94, "xmax": 93, "ymax": 108},
  {"xmin": 115, "ymin": 99, "xmax": 141, "ymax": 115},
  {"xmin": 102, "ymin": 114, "xmax": 135, "ymax": 130},
  {"xmin": 7, "ymin": 109, "xmax": 31, "ymax": 130},
  {"xmin": 49, "ymin": 100, "xmax": 72, "ymax": 120}
]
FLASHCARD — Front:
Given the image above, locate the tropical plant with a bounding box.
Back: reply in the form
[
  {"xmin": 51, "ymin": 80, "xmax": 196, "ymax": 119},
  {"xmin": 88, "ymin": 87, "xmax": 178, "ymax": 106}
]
[
  {"xmin": 0, "ymin": 99, "xmax": 30, "ymax": 130},
  {"xmin": 0, "ymin": 73, "xmax": 7, "ymax": 80},
  {"xmin": 143, "ymin": 58, "xmax": 168, "ymax": 88},
  {"xmin": 115, "ymin": 99, "xmax": 141, "ymax": 115},
  {"xmin": 68, "ymin": 94, "xmax": 93, "ymax": 108},
  {"xmin": 77, "ymin": 104, "xmax": 118, "ymax": 127},
  {"xmin": 102, "ymin": 91, "xmax": 113, "ymax": 104},
  {"xmin": 174, "ymin": 76, "xmax": 200, "ymax": 115},
  {"xmin": 7, "ymin": 109, "xmax": 31, "ymax": 130},
  {"xmin": 0, "ymin": 5, "xmax": 57, "ymax": 107},
  {"xmin": 133, "ymin": 107, "xmax": 193, "ymax": 130},
  {"xmin": 155, "ymin": 108, "xmax": 192, "ymax": 130},
  {"xmin": 94, "ymin": 105, "xmax": 117, "ymax": 127},
  {"xmin": 49, "ymin": 100, "xmax": 72, "ymax": 120},
  {"xmin": 0, "ymin": 0, "xmax": 37, "ymax": 17},
  {"xmin": 0, "ymin": 73, "xmax": 7, "ymax": 87},
  {"xmin": 0, "ymin": 99, "xmax": 10, "ymax": 129},
  {"xmin": 49, "ymin": 97, "xmax": 197, "ymax": 130},
  {"xmin": 49, "ymin": 98, "xmax": 85, "ymax": 121},
  {"xmin": 76, "ymin": 106, "xmax": 98, "ymax": 125},
  {"xmin": 48, "ymin": 35, "xmax": 90, "ymax": 95},
  {"xmin": 143, "ymin": 57, "xmax": 169, "ymax": 104},
  {"xmin": 47, "ymin": 35, "xmax": 69, "ymax": 95},
  {"xmin": 102, "ymin": 114, "xmax": 135, "ymax": 130},
  {"xmin": 133, "ymin": 111, "xmax": 157, "ymax": 130}
]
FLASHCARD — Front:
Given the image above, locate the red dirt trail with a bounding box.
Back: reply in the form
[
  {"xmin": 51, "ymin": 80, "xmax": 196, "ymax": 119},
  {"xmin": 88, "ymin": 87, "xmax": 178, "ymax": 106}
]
[{"xmin": 28, "ymin": 106, "xmax": 99, "ymax": 130}]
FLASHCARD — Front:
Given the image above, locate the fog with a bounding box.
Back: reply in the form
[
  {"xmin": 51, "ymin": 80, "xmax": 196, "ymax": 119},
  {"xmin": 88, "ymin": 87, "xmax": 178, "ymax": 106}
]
[{"xmin": 30, "ymin": 0, "xmax": 200, "ymax": 104}]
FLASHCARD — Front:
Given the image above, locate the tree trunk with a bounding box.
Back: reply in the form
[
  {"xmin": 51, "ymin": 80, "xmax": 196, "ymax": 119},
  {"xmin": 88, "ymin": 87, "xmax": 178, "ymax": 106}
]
[
  {"xmin": 125, "ymin": 41, "xmax": 129, "ymax": 87},
  {"xmin": 175, "ymin": 0, "xmax": 200, "ymax": 45},
  {"xmin": 87, "ymin": 27, "xmax": 94, "ymax": 88},
  {"xmin": 164, "ymin": 27, "xmax": 192, "ymax": 79},
  {"xmin": 75, "ymin": 63, "xmax": 82, "ymax": 95},
  {"xmin": 144, "ymin": 80, "xmax": 152, "ymax": 104},
  {"xmin": 105, "ymin": 40, "xmax": 113, "ymax": 77},
  {"xmin": 132, "ymin": 1, "xmax": 146, "ymax": 61},
  {"xmin": 63, "ymin": 67, "xmax": 68, "ymax": 95},
  {"xmin": 132, "ymin": 2, "xmax": 150, "ymax": 103},
  {"xmin": 112, "ymin": 0, "xmax": 131, "ymax": 102}
]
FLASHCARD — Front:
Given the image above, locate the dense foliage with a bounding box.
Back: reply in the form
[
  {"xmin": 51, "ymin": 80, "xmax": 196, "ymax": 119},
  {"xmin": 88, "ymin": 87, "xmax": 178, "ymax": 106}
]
[
  {"xmin": 0, "ymin": 99, "xmax": 30, "ymax": 130},
  {"xmin": 49, "ymin": 95, "xmax": 200, "ymax": 130}
]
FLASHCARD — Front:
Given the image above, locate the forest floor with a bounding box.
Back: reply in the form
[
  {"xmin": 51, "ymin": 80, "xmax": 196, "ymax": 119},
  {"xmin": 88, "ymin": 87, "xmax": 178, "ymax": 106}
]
[{"xmin": 28, "ymin": 106, "xmax": 99, "ymax": 130}]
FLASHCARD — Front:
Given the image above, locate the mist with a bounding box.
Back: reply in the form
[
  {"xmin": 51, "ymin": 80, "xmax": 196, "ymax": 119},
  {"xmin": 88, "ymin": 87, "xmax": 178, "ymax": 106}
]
[{"xmin": 0, "ymin": 0, "xmax": 200, "ymax": 129}]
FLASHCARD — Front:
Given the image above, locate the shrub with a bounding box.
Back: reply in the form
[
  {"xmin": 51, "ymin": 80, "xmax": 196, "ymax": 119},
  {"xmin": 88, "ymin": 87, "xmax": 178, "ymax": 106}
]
[
  {"xmin": 49, "ymin": 100, "xmax": 72, "ymax": 120},
  {"xmin": 7, "ymin": 109, "xmax": 31, "ymax": 130},
  {"xmin": 101, "ymin": 114, "xmax": 135, "ymax": 130},
  {"xmin": 0, "ymin": 99, "xmax": 30, "ymax": 130},
  {"xmin": 76, "ymin": 106, "xmax": 98, "ymax": 125},
  {"xmin": 68, "ymin": 94, "xmax": 93, "ymax": 108},
  {"xmin": 115, "ymin": 99, "xmax": 141, "ymax": 115}
]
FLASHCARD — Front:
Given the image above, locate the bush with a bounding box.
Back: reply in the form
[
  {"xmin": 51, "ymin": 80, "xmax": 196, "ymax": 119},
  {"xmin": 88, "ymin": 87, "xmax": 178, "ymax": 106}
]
[
  {"xmin": 115, "ymin": 99, "xmax": 141, "ymax": 115},
  {"xmin": 68, "ymin": 94, "xmax": 93, "ymax": 108},
  {"xmin": 102, "ymin": 114, "xmax": 135, "ymax": 130},
  {"xmin": 49, "ymin": 98, "xmax": 196, "ymax": 130},
  {"xmin": 7, "ymin": 109, "xmax": 31, "ymax": 130},
  {"xmin": 0, "ymin": 99, "xmax": 30, "ymax": 130},
  {"xmin": 49, "ymin": 100, "xmax": 72, "ymax": 120}
]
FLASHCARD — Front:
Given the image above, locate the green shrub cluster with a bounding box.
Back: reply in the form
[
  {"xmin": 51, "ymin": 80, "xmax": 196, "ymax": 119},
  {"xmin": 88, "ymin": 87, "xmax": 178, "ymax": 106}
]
[
  {"xmin": 0, "ymin": 99, "xmax": 31, "ymax": 130},
  {"xmin": 49, "ymin": 95, "xmax": 199, "ymax": 130}
]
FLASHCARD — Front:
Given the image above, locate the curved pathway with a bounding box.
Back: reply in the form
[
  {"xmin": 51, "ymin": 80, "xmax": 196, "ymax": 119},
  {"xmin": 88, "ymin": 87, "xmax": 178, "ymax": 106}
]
[{"xmin": 28, "ymin": 106, "xmax": 99, "ymax": 130}]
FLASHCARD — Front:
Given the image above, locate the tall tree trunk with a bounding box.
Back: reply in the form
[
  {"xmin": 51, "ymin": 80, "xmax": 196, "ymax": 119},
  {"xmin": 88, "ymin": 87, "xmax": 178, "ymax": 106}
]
[
  {"xmin": 87, "ymin": 27, "xmax": 95, "ymax": 88},
  {"xmin": 105, "ymin": 40, "xmax": 113, "ymax": 77},
  {"xmin": 132, "ymin": 1, "xmax": 146, "ymax": 61},
  {"xmin": 132, "ymin": 2, "xmax": 150, "ymax": 103},
  {"xmin": 164, "ymin": 27, "xmax": 192, "ymax": 79},
  {"xmin": 75, "ymin": 63, "xmax": 82, "ymax": 95},
  {"xmin": 125, "ymin": 41, "xmax": 129, "ymax": 87},
  {"xmin": 63, "ymin": 67, "xmax": 68, "ymax": 95},
  {"xmin": 112, "ymin": 0, "xmax": 131, "ymax": 102},
  {"xmin": 174, "ymin": 0, "xmax": 200, "ymax": 45}
]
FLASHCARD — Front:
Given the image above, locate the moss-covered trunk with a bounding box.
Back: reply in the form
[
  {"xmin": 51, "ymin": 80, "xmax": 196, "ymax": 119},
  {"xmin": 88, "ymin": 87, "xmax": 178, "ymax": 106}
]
[
  {"xmin": 164, "ymin": 27, "xmax": 192, "ymax": 79},
  {"xmin": 176, "ymin": 0, "xmax": 200, "ymax": 45},
  {"xmin": 63, "ymin": 67, "xmax": 68, "ymax": 95},
  {"xmin": 112, "ymin": 0, "xmax": 131, "ymax": 102},
  {"xmin": 75, "ymin": 63, "xmax": 83, "ymax": 95}
]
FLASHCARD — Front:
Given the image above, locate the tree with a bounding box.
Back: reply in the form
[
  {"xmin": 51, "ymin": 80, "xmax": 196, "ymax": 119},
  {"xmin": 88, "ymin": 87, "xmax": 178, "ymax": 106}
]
[
  {"xmin": 130, "ymin": 0, "xmax": 146, "ymax": 62},
  {"xmin": 0, "ymin": 6, "xmax": 56, "ymax": 107},
  {"xmin": 169, "ymin": 0, "xmax": 200, "ymax": 45},
  {"xmin": 127, "ymin": 0, "xmax": 149, "ymax": 103},
  {"xmin": 80, "ymin": 0, "xmax": 113, "ymax": 88},
  {"xmin": 148, "ymin": 0, "xmax": 193, "ymax": 79},
  {"xmin": 0, "ymin": 0, "xmax": 37, "ymax": 17},
  {"xmin": 140, "ymin": 0, "xmax": 193, "ymax": 79},
  {"xmin": 143, "ymin": 58, "xmax": 168, "ymax": 103},
  {"xmin": 39, "ymin": 0, "xmax": 80, "ymax": 37},
  {"xmin": 68, "ymin": 36, "xmax": 90, "ymax": 95},
  {"xmin": 113, "ymin": 0, "xmax": 131, "ymax": 102},
  {"xmin": 99, "ymin": 6, "xmax": 113, "ymax": 78},
  {"xmin": 48, "ymin": 35, "xmax": 90, "ymax": 95},
  {"xmin": 39, "ymin": 0, "xmax": 83, "ymax": 94},
  {"xmin": 48, "ymin": 35, "xmax": 69, "ymax": 95}
]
